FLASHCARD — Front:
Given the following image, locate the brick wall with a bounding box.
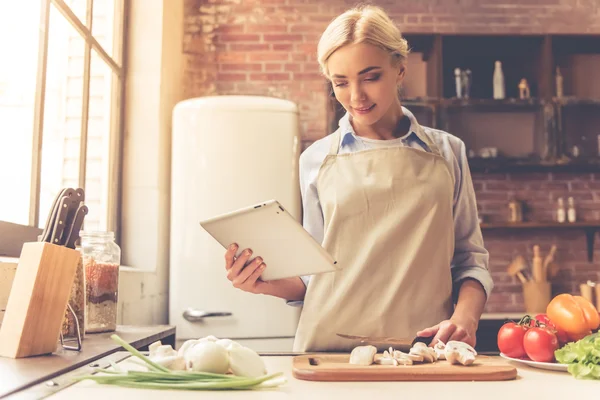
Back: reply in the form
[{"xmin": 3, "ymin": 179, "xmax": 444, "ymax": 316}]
[{"xmin": 183, "ymin": 0, "xmax": 600, "ymax": 312}]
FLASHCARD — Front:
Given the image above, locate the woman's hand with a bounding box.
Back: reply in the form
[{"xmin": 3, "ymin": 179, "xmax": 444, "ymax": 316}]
[
  {"xmin": 416, "ymin": 314, "xmax": 479, "ymax": 347},
  {"xmin": 224, "ymin": 243, "xmax": 267, "ymax": 294}
]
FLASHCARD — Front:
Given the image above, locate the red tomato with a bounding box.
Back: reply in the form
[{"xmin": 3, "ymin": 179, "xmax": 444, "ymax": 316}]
[
  {"xmin": 523, "ymin": 327, "xmax": 559, "ymax": 363},
  {"xmin": 534, "ymin": 313, "xmax": 569, "ymax": 345},
  {"xmin": 497, "ymin": 322, "xmax": 528, "ymax": 358}
]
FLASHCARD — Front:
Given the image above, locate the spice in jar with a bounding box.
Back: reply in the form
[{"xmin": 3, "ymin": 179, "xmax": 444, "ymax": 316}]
[
  {"xmin": 81, "ymin": 231, "xmax": 120, "ymax": 334},
  {"xmin": 85, "ymin": 258, "xmax": 119, "ymax": 333}
]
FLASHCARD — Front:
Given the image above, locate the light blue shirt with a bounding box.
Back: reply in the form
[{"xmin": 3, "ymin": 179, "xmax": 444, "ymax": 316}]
[{"xmin": 291, "ymin": 107, "xmax": 493, "ymax": 306}]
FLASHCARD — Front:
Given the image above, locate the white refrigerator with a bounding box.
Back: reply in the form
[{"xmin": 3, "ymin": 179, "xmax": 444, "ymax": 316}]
[{"xmin": 169, "ymin": 96, "xmax": 302, "ymax": 341}]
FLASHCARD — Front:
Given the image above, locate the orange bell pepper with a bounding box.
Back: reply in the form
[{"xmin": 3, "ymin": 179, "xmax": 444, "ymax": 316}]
[{"xmin": 546, "ymin": 294, "xmax": 599, "ymax": 340}]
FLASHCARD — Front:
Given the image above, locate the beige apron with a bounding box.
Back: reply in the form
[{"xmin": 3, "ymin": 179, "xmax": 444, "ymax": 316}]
[{"xmin": 293, "ymin": 123, "xmax": 456, "ymax": 352}]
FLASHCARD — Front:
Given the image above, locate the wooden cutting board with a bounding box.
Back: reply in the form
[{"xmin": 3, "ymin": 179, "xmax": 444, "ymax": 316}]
[{"xmin": 292, "ymin": 353, "xmax": 517, "ymax": 381}]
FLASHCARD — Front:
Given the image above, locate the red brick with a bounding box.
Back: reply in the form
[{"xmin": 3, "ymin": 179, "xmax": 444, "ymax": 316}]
[
  {"xmin": 217, "ymin": 52, "xmax": 247, "ymax": 63},
  {"xmin": 293, "ymin": 72, "xmax": 322, "ymax": 80},
  {"xmin": 296, "ymin": 43, "xmax": 317, "ymax": 53},
  {"xmin": 249, "ymin": 73, "xmax": 291, "ymax": 81},
  {"xmin": 217, "ymin": 73, "xmax": 247, "ymax": 81},
  {"xmin": 216, "ymin": 25, "xmax": 245, "ymax": 34},
  {"xmin": 230, "ymin": 43, "xmax": 270, "ymax": 51},
  {"xmin": 284, "ymin": 63, "xmax": 302, "ymax": 72},
  {"xmin": 272, "ymin": 43, "xmax": 294, "ymax": 51},
  {"xmin": 249, "ymin": 53, "xmax": 290, "ymax": 62},
  {"xmin": 220, "ymin": 63, "xmax": 262, "ymax": 72},
  {"xmin": 247, "ymin": 24, "xmax": 288, "ymax": 33},
  {"xmin": 291, "ymin": 53, "xmax": 307, "ymax": 62},
  {"xmin": 218, "ymin": 34, "xmax": 261, "ymax": 42},
  {"xmin": 264, "ymin": 34, "xmax": 304, "ymax": 42},
  {"xmin": 265, "ymin": 63, "xmax": 283, "ymax": 71},
  {"xmin": 291, "ymin": 24, "xmax": 319, "ymax": 33}
]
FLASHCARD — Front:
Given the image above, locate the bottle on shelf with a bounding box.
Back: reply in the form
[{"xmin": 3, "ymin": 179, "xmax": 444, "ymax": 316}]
[
  {"xmin": 493, "ymin": 60, "xmax": 505, "ymax": 100},
  {"xmin": 555, "ymin": 67, "xmax": 564, "ymax": 98},
  {"xmin": 567, "ymin": 197, "xmax": 577, "ymax": 223},
  {"xmin": 556, "ymin": 197, "xmax": 566, "ymax": 223},
  {"xmin": 455, "ymin": 68, "xmax": 462, "ymax": 98}
]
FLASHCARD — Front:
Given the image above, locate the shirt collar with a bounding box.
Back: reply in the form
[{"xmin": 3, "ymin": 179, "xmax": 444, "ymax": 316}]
[{"xmin": 338, "ymin": 106, "xmax": 422, "ymax": 149}]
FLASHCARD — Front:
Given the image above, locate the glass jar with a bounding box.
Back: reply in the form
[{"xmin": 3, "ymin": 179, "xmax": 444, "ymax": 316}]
[{"xmin": 81, "ymin": 231, "xmax": 121, "ymax": 333}]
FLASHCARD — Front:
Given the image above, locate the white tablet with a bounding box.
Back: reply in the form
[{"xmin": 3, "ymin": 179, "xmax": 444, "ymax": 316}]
[{"xmin": 199, "ymin": 200, "xmax": 339, "ymax": 281}]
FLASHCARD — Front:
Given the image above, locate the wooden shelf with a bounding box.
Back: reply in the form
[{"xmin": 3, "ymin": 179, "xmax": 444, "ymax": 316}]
[
  {"xmin": 481, "ymin": 221, "xmax": 600, "ymax": 262},
  {"xmin": 481, "ymin": 221, "xmax": 600, "ymax": 229},
  {"xmin": 468, "ymin": 158, "xmax": 600, "ymax": 173}
]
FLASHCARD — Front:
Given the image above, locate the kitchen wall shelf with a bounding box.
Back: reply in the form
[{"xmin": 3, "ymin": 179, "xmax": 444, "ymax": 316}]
[
  {"xmin": 326, "ymin": 33, "xmax": 600, "ymax": 172},
  {"xmin": 468, "ymin": 158, "xmax": 600, "ymax": 173},
  {"xmin": 480, "ymin": 221, "xmax": 600, "ymax": 262}
]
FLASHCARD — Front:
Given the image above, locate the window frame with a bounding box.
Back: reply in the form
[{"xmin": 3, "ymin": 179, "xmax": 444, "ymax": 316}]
[{"xmin": 0, "ymin": 0, "xmax": 127, "ymax": 257}]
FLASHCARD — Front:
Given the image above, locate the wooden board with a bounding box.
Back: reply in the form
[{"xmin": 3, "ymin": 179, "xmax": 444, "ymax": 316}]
[{"xmin": 293, "ymin": 353, "xmax": 517, "ymax": 382}]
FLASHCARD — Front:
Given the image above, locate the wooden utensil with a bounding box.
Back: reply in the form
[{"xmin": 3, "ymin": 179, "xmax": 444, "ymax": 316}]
[
  {"xmin": 532, "ymin": 245, "xmax": 544, "ymax": 282},
  {"xmin": 292, "ymin": 354, "xmax": 517, "ymax": 382},
  {"xmin": 507, "ymin": 255, "xmax": 528, "ymax": 283},
  {"xmin": 542, "ymin": 245, "xmax": 557, "ymax": 280}
]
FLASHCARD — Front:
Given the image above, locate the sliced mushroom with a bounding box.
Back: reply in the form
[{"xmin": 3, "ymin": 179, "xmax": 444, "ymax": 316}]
[
  {"xmin": 433, "ymin": 340, "xmax": 446, "ymax": 360},
  {"xmin": 395, "ymin": 349, "xmax": 423, "ymax": 362},
  {"xmin": 349, "ymin": 345, "xmax": 377, "ymax": 366},
  {"xmin": 445, "ymin": 341, "xmax": 477, "ymax": 366},
  {"xmin": 375, "ymin": 356, "xmax": 397, "ymax": 366}
]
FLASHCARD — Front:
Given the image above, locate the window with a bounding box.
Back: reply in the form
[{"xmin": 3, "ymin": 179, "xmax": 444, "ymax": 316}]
[{"xmin": 0, "ymin": 0, "xmax": 125, "ymax": 256}]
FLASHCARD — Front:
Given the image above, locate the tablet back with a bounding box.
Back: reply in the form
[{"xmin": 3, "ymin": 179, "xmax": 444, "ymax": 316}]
[{"xmin": 200, "ymin": 200, "xmax": 338, "ymax": 281}]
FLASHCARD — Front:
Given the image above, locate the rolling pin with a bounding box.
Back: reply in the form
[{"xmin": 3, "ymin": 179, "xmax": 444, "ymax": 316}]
[
  {"xmin": 532, "ymin": 245, "xmax": 544, "ymax": 282},
  {"xmin": 542, "ymin": 245, "xmax": 557, "ymax": 280}
]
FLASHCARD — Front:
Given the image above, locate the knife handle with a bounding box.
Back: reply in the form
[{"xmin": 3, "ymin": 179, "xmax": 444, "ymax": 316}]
[
  {"xmin": 65, "ymin": 204, "xmax": 89, "ymax": 249},
  {"xmin": 40, "ymin": 188, "xmax": 74, "ymax": 242},
  {"xmin": 50, "ymin": 197, "xmax": 72, "ymax": 245}
]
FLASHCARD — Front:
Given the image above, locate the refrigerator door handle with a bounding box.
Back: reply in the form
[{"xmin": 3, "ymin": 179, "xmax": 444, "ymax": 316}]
[{"xmin": 183, "ymin": 308, "xmax": 233, "ymax": 322}]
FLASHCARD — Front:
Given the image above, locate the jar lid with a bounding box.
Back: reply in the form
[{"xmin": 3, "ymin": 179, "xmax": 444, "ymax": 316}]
[{"xmin": 80, "ymin": 231, "xmax": 115, "ymax": 240}]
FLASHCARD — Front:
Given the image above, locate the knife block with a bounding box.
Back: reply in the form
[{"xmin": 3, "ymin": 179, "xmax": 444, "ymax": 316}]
[{"xmin": 0, "ymin": 242, "xmax": 80, "ymax": 358}]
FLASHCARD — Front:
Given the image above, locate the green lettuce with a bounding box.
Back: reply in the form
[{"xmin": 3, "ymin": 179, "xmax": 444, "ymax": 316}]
[{"xmin": 555, "ymin": 333, "xmax": 600, "ymax": 380}]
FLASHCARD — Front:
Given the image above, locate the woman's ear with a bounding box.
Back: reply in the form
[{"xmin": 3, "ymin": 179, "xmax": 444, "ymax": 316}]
[{"xmin": 397, "ymin": 65, "xmax": 406, "ymax": 84}]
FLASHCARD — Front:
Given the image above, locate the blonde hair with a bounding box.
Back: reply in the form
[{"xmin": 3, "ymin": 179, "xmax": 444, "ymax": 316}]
[{"xmin": 317, "ymin": 5, "xmax": 409, "ymax": 78}]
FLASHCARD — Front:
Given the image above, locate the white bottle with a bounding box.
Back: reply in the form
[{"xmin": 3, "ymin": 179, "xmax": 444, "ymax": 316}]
[
  {"xmin": 567, "ymin": 197, "xmax": 577, "ymax": 223},
  {"xmin": 493, "ymin": 61, "xmax": 505, "ymax": 100},
  {"xmin": 557, "ymin": 197, "xmax": 566, "ymax": 223},
  {"xmin": 555, "ymin": 67, "xmax": 563, "ymax": 98},
  {"xmin": 455, "ymin": 68, "xmax": 462, "ymax": 98}
]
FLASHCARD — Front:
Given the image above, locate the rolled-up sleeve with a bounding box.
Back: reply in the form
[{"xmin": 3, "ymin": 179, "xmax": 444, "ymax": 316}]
[{"xmin": 449, "ymin": 140, "xmax": 494, "ymax": 303}]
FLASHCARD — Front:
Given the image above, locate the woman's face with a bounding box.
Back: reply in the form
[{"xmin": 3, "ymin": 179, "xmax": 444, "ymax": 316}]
[{"xmin": 327, "ymin": 43, "xmax": 404, "ymax": 127}]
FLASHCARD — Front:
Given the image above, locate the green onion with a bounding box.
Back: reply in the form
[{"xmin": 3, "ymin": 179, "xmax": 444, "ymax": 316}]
[{"xmin": 73, "ymin": 334, "xmax": 287, "ymax": 391}]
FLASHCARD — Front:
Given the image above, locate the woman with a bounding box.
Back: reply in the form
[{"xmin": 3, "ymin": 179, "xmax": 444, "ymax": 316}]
[{"xmin": 223, "ymin": 4, "xmax": 493, "ymax": 352}]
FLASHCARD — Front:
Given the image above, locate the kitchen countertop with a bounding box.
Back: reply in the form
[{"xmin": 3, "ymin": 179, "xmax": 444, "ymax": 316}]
[
  {"xmin": 38, "ymin": 354, "xmax": 598, "ymax": 399},
  {"xmin": 0, "ymin": 325, "xmax": 175, "ymax": 399}
]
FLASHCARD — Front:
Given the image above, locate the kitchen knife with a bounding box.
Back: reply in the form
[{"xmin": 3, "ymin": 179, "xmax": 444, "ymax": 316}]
[
  {"xmin": 40, "ymin": 188, "xmax": 74, "ymax": 242},
  {"xmin": 60, "ymin": 191, "xmax": 83, "ymax": 245},
  {"xmin": 49, "ymin": 196, "xmax": 72, "ymax": 245},
  {"xmin": 64, "ymin": 204, "xmax": 88, "ymax": 249},
  {"xmin": 336, "ymin": 333, "xmax": 432, "ymax": 349}
]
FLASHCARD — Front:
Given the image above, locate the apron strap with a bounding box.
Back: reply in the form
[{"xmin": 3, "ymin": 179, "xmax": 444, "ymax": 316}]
[{"xmin": 328, "ymin": 128, "xmax": 343, "ymax": 156}]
